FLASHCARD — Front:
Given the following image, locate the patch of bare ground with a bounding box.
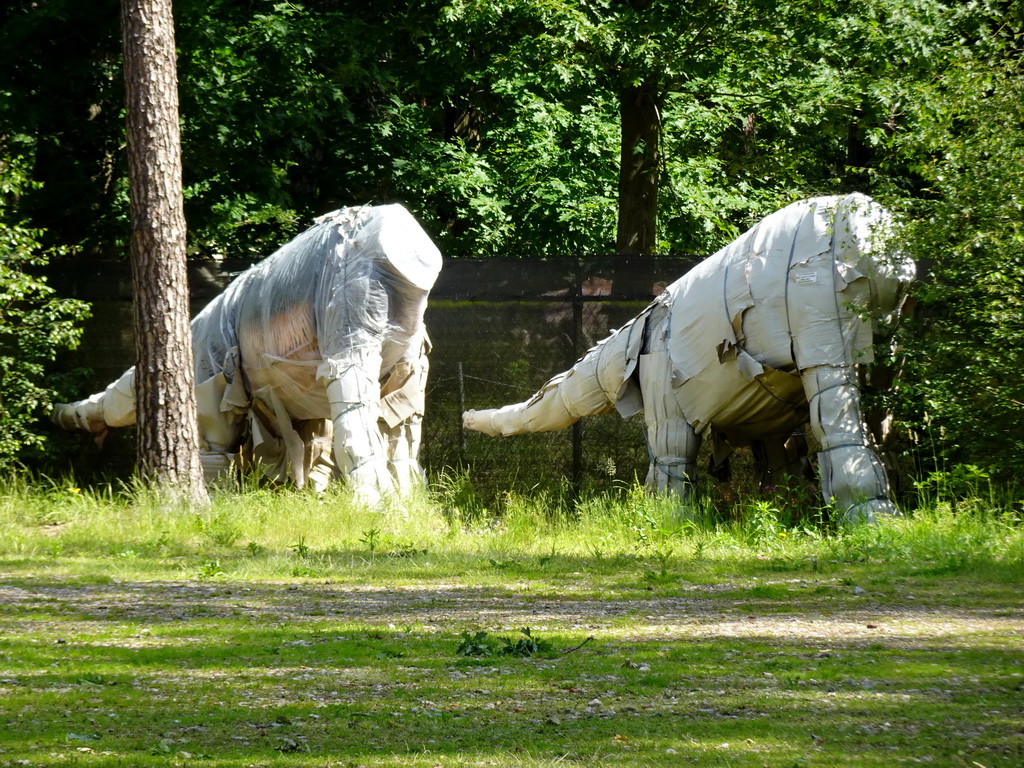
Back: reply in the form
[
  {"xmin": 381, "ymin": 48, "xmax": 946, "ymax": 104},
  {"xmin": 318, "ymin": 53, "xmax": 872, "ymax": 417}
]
[{"xmin": 1, "ymin": 576, "xmax": 1020, "ymax": 649}]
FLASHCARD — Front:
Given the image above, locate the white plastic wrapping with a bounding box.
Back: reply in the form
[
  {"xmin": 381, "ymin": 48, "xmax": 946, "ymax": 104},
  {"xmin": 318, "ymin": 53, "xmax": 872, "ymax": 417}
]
[
  {"xmin": 53, "ymin": 204, "xmax": 442, "ymax": 500},
  {"xmin": 464, "ymin": 195, "xmax": 914, "ymax": 522}
]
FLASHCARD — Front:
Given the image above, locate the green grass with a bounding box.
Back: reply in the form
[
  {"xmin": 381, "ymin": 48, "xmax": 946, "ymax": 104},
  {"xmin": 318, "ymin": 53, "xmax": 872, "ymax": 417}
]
[{"xmin": 0, "ymin": 473, "xmax": 1022, "ymax": 766}]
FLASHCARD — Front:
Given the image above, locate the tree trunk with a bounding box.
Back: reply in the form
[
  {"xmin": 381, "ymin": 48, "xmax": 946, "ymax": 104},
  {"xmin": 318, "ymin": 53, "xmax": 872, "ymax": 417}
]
[
  {"xmin": 121, "ymin": 0, "xmax": 208, "ymax": 505},
  {"xmin": 616, "ymin": 79, "xmax": 663, "ymax": 255}
]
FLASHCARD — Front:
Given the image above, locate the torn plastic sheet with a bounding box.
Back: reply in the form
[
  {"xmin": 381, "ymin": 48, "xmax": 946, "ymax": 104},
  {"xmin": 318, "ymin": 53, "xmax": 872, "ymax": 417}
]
[
  {"xmin": 53, "ymin": 204, "xmax": 441, "ymax": 501},
  {"xmin": 464, "ymin": 194, "xmax": 914, "ymax": 522}
]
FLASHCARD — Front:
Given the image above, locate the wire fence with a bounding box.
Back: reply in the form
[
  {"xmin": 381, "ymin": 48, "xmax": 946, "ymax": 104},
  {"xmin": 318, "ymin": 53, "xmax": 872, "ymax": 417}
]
[{"xmin": 416, "ymin": 255, "xmax": 703, "ymax": 501}]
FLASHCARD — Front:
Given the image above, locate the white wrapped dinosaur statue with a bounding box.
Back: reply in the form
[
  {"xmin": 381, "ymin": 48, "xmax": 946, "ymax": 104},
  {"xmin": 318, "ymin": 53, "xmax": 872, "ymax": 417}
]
[
  {"xmin": 463, "ymin": 194, "xmax": 915, "ymax": 523},
  {"xmin": 53, "ymin": 204, "xmax": 441, "ymax": 501}
]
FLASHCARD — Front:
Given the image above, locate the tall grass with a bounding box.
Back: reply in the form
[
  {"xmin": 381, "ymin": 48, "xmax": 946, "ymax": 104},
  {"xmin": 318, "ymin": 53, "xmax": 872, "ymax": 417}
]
[{"xmin": 1, "ymin": 468, "xmax": 1021, "ymax": 582}]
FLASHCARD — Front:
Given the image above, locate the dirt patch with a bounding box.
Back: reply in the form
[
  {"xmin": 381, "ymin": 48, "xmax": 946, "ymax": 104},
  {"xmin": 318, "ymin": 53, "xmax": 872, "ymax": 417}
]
[{"xmin": 2, "ymin": 577, "xmax": 1020, "ymax": 650}]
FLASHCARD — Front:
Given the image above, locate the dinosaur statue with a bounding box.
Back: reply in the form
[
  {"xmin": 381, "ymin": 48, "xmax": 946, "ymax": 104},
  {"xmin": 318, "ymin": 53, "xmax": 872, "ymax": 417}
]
[
  {"xmin": 463, "ymin": 194, "xmax": 914, "ymax": 523},
  {"xmin": 53, "ymin": 204, "xmax": 441, "ymax": 501}
]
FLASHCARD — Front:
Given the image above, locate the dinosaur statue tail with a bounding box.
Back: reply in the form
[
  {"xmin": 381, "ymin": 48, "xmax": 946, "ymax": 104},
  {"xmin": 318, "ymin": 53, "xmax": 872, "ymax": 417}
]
[
  {"xmin": 51, "ymin": 368, "xmax": 137, "ymax": 436},
  {"xmin": 462, "ymin": 318, "xmax": 645, "ymax": 437}
]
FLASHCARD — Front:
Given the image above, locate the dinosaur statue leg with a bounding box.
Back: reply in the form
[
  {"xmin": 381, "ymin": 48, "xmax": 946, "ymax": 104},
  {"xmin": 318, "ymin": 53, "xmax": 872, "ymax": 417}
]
[
  {"xmin": 323, "ymin": 348, "xmax": 396, "ymax": 502},
  {"xmin": 802, "ymin": 365, "xmax": 897, "ymax": 523},
  {"xmin": 380, "ymin": 415, "xmax": 424, "ymax": 493},
  {"xmin": 639, "ymin": 348, "xmax": 700, "ymax": 498},
  {"xmin": 379, "ymin": 345, "xmax": 430, "ymax": 494},
  {"xmin": 193, "ymin": 372, "xmax": 245, "ymax": 484}
]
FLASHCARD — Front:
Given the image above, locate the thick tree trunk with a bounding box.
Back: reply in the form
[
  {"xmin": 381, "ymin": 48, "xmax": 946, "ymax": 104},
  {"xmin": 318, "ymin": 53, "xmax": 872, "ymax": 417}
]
[
  {"xmin": 121, "ymin": 0, "xmax": 208, "ymax": 504},
  {"xmin": 616, "ymin": 79, "xmax": 663, "ymax": 255}
]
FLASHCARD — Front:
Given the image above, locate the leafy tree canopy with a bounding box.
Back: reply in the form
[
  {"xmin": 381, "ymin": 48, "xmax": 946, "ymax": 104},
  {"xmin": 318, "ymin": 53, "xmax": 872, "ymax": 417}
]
[{"xmin": 2, "ymin": 0, "xmax": 1023, "ymax": 476}]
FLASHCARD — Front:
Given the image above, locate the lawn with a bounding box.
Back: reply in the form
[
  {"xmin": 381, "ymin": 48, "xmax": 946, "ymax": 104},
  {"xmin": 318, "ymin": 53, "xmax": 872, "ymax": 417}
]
[{"xmin": 1, "ymin": 478, "xmax": 1022, "ymax": 767}]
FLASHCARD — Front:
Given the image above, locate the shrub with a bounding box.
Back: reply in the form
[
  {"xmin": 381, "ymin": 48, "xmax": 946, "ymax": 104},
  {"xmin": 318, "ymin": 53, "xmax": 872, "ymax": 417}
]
[{"xmin": 0, "ymin": 145, "xmax": 90, "ymax": 468}]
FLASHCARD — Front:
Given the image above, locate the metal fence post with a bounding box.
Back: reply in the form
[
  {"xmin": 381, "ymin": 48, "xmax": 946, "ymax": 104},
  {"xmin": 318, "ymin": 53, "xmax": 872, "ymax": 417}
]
[
  {"xmin": 571, "ymin": 255, "xmax": 583, "ymax": 507},
  {"xmin": 457, "ymin": 361, "xmax": 467, "ymax": 465}
]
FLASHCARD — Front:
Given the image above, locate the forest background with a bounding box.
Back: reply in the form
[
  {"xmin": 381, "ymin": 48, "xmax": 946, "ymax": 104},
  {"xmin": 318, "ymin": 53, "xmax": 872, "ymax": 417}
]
[{"xmin": 1, "ymin": 0, "xmax": 1023, "ymax": 490}]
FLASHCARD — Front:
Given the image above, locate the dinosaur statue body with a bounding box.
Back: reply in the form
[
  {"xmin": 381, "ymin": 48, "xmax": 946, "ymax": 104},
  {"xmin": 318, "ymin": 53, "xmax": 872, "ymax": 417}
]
[
  {"xmin": 54, "ymin": 204, "xmax": 441, "ymax": 500},
  {"xmin": 464, "ymin": 194, "xmax": 914, "ymax": 522}
]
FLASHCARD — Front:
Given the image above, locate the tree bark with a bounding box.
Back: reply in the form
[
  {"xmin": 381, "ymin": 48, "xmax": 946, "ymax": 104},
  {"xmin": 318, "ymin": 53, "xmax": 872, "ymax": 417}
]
[
  {"xmin": 616, "ymin": 78, "xmax": 663, "ymax": 255},
  {"xmin": 121, "ymin": 0, "xmax": 208, "ymax": 504}
]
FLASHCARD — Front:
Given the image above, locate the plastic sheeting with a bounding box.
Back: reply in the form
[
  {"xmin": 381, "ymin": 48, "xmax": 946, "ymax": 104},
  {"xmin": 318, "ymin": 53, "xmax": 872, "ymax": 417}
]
[
  {"xmin": 53, "ymin": 204, "xmax": 442, "ymax": 500},
  {"xmin": 464, "ymin": 194, "xmax": 915, "ymax": 522}
]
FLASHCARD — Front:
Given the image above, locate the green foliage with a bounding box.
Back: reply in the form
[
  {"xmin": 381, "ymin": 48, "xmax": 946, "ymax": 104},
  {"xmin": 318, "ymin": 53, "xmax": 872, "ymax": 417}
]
[
  {"xmin": 497, "ymin": 627, "xmax": 553, "ymax": 656},
  {"xmin": 0, "ymin": 0, "xmax": 125, "ymax": 255},
  {"xmin": 193, "ymin": 508, "xmax": 246, "ymax": 548},
  {"xmin": 915, "ymin": 464, "xmax": 993, "ymax": 503},
  {"xmin": 891, "ymin": 2, "xmax": 1024, "ymax": 478},
  {"xmin": 456, "ymin": 628, "xmax": 553, "ymax": 657},
  {"xmin": 455, "ymin": 630, "xmax": 497, "ymax": 657},
  {"xmin": 0, "ymin": 0, "xmax": 959, "ymax": 258},
  {"xmin": 196, "ymin": 558, "xmax": 225, "ymax": 579},
  {"xmin": 0, "ymin": 148, "xmax": 89, "ymax": 468},
  {"xmin": 3, "ymin": 0, "xmax": 1023, "ymax": 477}
]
